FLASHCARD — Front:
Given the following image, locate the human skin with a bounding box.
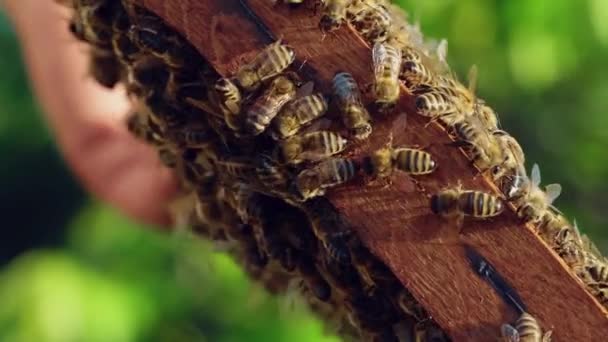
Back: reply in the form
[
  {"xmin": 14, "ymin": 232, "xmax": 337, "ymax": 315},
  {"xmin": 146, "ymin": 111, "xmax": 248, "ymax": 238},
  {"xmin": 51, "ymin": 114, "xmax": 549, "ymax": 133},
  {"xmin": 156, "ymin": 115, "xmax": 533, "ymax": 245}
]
[{"xmin": 3, "ymin": 0, "xmax": 178, "ymax": 227}]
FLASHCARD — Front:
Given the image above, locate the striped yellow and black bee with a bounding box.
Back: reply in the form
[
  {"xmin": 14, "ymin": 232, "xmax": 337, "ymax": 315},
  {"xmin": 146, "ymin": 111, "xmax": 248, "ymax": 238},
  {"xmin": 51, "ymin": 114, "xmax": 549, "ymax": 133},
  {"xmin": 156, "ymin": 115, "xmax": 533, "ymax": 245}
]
[
  {"xmin": 333, "ymin": 72, "xmax": 372, "ymax": 140},
  {"xmin": 270, "ymin": 92, "xmax": 328, "ymax": 139},
  {"xmin": 245, "ymin": 75, "xmax": 297, "ymax": 136},
  {"xmin": 294, "ymin": 157, "xmax": 360, "ymax": 200},
  {"xmin": 363, "ymin": 142, "xmax": 437, "ymax": 179},
  {"xmin": 501, "ymin": 312, "xmax": 553, "ymax": 342},
  {"xmin": 235, "ymin": 40, "xmax": 295, "ymax": 91},
  {"xmin": 430, "ymin": 184, "xmax": 505, "ymax": 228},
  {"xmin": 276, "ymin": 130, "xmax": 348, "ymax": 165},
  {"xmin": 372, "ymin": 42, "xmax": 402, "ymax": 109}
]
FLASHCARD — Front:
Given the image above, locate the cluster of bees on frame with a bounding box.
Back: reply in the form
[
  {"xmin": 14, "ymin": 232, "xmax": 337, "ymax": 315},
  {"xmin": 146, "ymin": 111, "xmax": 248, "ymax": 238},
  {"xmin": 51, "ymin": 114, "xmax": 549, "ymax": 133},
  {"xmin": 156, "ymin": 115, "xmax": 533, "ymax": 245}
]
[{"xmin": 61, "ymin": 0, "xmax": 607, "ymax": 340}]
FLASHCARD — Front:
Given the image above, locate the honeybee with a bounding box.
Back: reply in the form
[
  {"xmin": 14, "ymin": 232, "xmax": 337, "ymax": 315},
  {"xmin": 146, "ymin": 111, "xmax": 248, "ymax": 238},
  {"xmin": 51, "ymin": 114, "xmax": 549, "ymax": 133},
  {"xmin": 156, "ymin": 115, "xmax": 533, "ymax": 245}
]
[
  {"xmin": 514, "ymin": 164, "xmax": 562, "ymax": 225},
  {"xmin": 490, "ymin": 131, "xmax": 526, "ymax": 181},
  {"xmin": 415, "ymin": 66, "xmax": 480, "ymax": 126},
  {"xmin": 372, "ymin": 42, "xmax": 402, "ymax": 109},
  {"xmin": 501, "ymin": 312, "xmax": 552, "ymax": 342},
  {"xmin": 543, "ymin": 219, "xmax": 592, "ymax": 276},
  {"xmin": 212, "ymin": 77, "xmax": 242, "ymax": 131},
  {"xmin": 363, "ymin": 141, "xmax": 437, "ymax": 179},
  {"xmin": 333, "ymin": 72, "xmax": 372, "ymax": 140},
  {"xmin": 294, "ymin": 157, "xmax": 360, "ymax": 200},
  {"xmin": 245, "ymin": 75, "xmax": 297, "ymax": 136},
  {"xmin": 276, "ymin": 130, "xmax": 348, "ymax": 165},
  {"xmin": 415, "ymin": 90, "xmax": 456, "ymax": 118},
  {"xmin": 430, "ymin": 185, "xmax": 505, "ymax": 227},
  {"xmin": 235, "ymin": 40, "xmax": 295, "ymax": 91},
  {"xmin": 450, "ymin": 116, "xmax": 508, "ymax": 176},
  {"xmin": 347, "ymin": 1, "xmax": 392, "ymax": 43},
  {"xmin": 270, "ymin": 93, "xmax": 328, "ymax": 139},
  {"xmin": 319, "ymin": 0, "xmax": 353, "ymax": 32}
]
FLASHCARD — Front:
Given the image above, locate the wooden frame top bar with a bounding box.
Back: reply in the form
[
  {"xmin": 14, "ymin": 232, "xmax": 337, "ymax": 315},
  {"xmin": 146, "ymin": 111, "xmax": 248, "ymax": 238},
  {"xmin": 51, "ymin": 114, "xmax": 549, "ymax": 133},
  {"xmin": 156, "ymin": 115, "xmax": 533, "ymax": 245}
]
[{"xmin": 136, "ymin": 1, "xmax": 608, "ymax": 340}]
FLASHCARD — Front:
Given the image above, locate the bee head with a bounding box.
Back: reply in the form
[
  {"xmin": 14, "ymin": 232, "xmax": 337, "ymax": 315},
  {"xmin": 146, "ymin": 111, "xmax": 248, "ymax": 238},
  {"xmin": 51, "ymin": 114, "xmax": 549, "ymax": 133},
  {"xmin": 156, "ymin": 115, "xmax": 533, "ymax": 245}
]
[{"xmin": 319, "ymin": 15, "xmax": 341, "ymax": 32}]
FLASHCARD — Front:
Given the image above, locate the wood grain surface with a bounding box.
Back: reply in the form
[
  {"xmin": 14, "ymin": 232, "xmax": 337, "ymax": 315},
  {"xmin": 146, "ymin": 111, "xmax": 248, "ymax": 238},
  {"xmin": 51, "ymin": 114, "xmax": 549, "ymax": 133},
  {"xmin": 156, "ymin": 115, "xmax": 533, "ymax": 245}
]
[{"xmin": 135, "ymin": 0, "xmax": 608, "ymax": 340}]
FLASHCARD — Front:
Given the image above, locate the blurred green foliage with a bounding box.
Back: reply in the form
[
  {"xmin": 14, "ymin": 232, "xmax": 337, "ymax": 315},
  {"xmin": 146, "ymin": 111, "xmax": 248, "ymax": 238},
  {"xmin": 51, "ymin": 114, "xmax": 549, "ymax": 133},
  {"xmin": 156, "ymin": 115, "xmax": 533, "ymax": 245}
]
[{"xmin": 0, "ymin": 1, "xmax": 607, "ymax": 341}]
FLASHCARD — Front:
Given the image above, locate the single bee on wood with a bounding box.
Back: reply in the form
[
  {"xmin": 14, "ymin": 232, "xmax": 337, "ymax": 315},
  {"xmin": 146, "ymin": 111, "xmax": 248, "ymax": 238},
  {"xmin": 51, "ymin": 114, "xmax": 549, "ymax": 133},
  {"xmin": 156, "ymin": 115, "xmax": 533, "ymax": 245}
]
[
  {"xmin": 372, "ymin": 42, "xmax": 402, "ymax": 110},
  {"xmin": 276, "ymin": 130, "xmax": 348, "ymax": 165},
  {"xmin": 430, "ymin": 184, "xmax": 505, "ymax": 228},
  {"xmin": 245, "ymin": 75, "xmax": 297, "ymax": 136},
  {"xmin": 501, "ymin": 312, "xmax": 553, "ymax": 342},
  {"xmin": 333, "ymin": 72, "xmax": 372, "ymax": 140},
  {"xmin": 235, "ymin": 40, "xmax": 295, "ymax": 91},
  {"xmin": 363, "ymin": 141, "xmax": 437, "ymax": 179},
  {"xmin": 294, "ymin": 157, "xmax": 360, "ymax": 200},
  {"xmin": 270, "ymin": 92, "xmax": 328, "ymax": 139}
]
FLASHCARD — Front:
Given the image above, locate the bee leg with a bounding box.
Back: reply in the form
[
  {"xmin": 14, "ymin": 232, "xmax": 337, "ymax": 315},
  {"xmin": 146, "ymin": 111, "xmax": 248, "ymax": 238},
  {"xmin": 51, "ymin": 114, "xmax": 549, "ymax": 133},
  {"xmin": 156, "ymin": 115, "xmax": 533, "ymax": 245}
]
[{"xmin": 542, "ymin": 330, "xmax": 553, "ymax": 342}]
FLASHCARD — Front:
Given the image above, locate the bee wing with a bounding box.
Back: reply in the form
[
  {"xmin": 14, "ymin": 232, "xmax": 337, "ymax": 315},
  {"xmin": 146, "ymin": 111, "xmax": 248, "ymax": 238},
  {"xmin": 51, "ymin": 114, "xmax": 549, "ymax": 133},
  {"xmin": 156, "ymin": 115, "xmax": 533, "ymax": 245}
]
[
  {"xmin": 544, "ymin": 183, "xmax": 562, "ymax": 204},
  {"xmin": 296, "ymin": 81, "xmax": 315, "ymax": 98},
  {"xmin": 467, "ymin": 64, "xmax": 478, "ymax": 96},
  {"xmin": 436, "ymin": 39, "xmax": 448, "ymax": 65},
  {"xmin": 500, "ymin": 324, "xmax": 520, "ymax": 342},
  {"xmin": 372, "ymin": 42, "xmax": 387, "ymax": 77},
  {"xmin": 531, "ymin": 163, "xmax": 541, "ymax": 187}
]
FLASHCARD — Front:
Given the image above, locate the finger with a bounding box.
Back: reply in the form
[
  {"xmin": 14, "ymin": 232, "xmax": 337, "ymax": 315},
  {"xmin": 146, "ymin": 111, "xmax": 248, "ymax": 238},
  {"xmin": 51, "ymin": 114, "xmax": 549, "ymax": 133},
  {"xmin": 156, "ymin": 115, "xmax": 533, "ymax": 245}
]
[{"xmin": 4, "ymin": 1, "xmax": 178, "ymax": 227}]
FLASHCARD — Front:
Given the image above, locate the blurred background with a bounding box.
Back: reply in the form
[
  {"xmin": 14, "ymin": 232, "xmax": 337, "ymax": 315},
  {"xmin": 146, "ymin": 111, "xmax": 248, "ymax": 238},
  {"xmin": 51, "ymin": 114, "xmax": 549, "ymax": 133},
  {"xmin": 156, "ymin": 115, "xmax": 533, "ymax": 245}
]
[{"xmin": 0, "ymin": 0, "xmax": 606, "ymax": 341}]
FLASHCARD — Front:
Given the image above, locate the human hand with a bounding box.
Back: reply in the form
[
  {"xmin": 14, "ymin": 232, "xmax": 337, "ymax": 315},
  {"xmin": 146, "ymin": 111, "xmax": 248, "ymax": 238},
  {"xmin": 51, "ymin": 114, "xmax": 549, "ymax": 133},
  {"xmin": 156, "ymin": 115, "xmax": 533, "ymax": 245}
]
[{"xmin": 3, "ymin": 1, "xmax": 178, "ymax": 226}]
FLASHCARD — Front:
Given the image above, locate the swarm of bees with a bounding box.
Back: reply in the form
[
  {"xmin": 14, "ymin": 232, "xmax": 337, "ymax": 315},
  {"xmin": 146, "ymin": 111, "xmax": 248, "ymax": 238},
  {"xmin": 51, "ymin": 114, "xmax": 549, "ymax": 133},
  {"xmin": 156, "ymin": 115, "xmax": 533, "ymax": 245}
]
[{"xmin": 62, "ymin": 0, "xmax": 606, "ymax": 341}]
